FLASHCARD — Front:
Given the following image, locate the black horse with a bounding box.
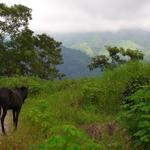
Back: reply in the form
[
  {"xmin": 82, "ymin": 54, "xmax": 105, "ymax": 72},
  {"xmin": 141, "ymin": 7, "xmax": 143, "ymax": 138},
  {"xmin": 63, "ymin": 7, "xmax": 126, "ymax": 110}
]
[{"xmin": 0, "ymin": 87, "xmax": 28, "ymax": 135}]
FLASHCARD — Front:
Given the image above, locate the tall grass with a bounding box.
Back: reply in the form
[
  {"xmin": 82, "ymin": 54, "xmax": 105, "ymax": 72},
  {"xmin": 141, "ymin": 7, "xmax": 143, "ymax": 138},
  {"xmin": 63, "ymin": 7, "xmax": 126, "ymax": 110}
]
[{"xmin": 0, "ymin": 61, "xmax": 149, "ymax": 149}]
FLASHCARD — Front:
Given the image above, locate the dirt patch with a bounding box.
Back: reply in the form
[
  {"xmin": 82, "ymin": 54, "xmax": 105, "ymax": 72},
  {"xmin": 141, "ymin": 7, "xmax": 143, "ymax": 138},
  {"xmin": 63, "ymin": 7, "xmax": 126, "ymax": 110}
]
[
  {"xmin": 82, "ymin": 121, "xmax": 118, "ymax": 140},
  {"xmin": 106, "ymin": 122, "xmax": 117, "ymax": 136},
  {"xmin": 85, "ymin": 123, "xmax": 102, "ymax": 140},
  {"xmin": 0, "ymin": 111, "xmax": 13, "ymax": 136}
]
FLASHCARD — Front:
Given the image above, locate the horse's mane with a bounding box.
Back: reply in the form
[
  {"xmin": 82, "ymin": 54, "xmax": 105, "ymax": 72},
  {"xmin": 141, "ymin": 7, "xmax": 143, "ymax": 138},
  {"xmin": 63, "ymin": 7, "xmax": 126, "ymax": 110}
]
[{"xmin": 15, "ymin": 87, "xmax": 28, "ymax": 102}]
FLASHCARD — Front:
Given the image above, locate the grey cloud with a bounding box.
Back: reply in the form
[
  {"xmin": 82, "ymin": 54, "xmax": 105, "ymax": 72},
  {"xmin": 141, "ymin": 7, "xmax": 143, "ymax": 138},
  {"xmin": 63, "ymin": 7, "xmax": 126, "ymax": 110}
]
[
  {"xmin": 78, "ymin": 0, "xmax": 150, "ymax": 20},
  {"xmin": 3, "ymin": 0, "xmax": 150, "ymax": 33}
]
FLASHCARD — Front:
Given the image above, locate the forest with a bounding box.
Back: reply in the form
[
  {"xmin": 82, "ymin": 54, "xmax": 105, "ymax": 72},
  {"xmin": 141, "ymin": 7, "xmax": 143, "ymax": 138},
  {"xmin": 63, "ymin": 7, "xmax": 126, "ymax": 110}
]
[{"xmin": 0, "ymin": 3, "xmax": 150, "ymax": 150}]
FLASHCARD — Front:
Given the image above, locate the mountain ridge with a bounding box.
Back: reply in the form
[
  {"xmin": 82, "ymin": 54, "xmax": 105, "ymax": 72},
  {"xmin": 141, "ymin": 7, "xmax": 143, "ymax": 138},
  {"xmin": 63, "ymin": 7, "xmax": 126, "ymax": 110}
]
[{"xmin": 58, "ymin": 46, "xmax": 100, "ymax": 78}]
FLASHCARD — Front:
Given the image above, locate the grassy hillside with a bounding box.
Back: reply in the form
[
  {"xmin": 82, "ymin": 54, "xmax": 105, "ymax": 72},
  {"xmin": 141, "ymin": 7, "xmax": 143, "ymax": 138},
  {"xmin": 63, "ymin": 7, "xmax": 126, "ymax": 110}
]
[{"xmin": 0, "ymin": 61, "xmax": 150, "ymax": 150}]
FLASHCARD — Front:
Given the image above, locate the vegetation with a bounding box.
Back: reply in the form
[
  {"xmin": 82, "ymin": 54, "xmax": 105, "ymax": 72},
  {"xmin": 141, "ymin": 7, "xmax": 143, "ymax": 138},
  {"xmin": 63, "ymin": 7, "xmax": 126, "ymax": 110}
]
[
  {"xmin": 0, "ymin": 62, "xmax": 149, "ymax": 150},
  {"xmin": 88, "ymin": 46, "xmax": 144, "ymax": 71},
  {"xmin": 120, "ymin": 86, "xmax": 150, "ymax": 149},
  {"xmin": 0, "ymin": 3, "xmax": 63, "ymax": 79},
  {"xmin": 38, "ymin": 125, "xmax": 102, "ymax": 150},
  {"xmin": 119, "ymin": 76, "xmax": 150, "ymax": 149}
]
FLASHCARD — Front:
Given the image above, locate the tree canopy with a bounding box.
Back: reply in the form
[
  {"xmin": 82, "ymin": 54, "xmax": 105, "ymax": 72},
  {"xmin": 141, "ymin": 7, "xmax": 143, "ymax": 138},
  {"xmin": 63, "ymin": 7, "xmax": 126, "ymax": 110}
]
[
  {"xmin": 0, "ymin": 3, "xmax": 63, "ymax": 79},
  {"xmin": 88, "ymin": 46, "xmax": 144, "ymax": 71}
]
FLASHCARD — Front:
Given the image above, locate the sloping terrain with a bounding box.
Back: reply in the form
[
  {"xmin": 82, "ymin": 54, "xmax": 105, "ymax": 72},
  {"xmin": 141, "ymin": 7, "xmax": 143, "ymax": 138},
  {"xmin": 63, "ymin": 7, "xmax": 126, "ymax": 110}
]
[{"xmin": 0, "ymin": 61, "xmax": 149, "ymax": 149}]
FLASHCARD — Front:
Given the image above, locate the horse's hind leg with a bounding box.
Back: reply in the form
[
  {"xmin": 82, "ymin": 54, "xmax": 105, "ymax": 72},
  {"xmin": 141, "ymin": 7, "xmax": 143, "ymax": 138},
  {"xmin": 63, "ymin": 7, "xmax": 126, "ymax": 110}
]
[
  {"xmin": 12, "ymin": 109, "xmax": 16, "ymax": 126},
  {"xmin": 0, "ymin": 107, "xmax": 1, "ymax": 118},
  {"xmin": 1, "ymin": 108, "xmax": 7, "ymax": 135},
  {"xmin": 15, "ymin": 109, "xmax": 20, "ymax": 130}
]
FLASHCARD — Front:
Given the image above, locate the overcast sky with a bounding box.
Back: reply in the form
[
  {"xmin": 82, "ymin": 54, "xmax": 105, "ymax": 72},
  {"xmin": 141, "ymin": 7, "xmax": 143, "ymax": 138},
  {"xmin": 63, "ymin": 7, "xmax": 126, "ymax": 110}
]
[{"xmin": 3, "ymin": 0, "xmax": 150, "ymax": 33}]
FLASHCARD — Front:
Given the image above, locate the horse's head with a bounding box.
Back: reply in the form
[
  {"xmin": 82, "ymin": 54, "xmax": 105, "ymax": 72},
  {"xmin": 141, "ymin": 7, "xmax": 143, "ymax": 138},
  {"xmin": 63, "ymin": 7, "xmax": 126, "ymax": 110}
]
[{"xmin": 19, "ymin": 86, "xmax": 28, "ymax": 102}]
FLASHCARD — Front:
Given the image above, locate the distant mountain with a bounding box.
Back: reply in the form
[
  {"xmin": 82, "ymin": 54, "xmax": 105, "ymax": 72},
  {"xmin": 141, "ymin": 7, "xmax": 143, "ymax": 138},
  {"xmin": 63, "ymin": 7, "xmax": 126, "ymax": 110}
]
[
  {"xmin": 58, "ymin": 46, "xmax": 100, "ymax": 78},
  {"xmin": 55, "ymin": 29, "xmax": 150, "ymax": 77},
  {"xmin": 53, "ymin": 29, "xmax": 150, "ymax": 59}
]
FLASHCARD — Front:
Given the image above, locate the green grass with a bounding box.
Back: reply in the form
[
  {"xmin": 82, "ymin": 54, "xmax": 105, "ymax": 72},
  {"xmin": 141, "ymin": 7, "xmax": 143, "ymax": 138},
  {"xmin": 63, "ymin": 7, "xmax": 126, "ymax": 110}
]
[{"xmin": 0, "ymin": 61, "xmax": 149, "ymax": 149}]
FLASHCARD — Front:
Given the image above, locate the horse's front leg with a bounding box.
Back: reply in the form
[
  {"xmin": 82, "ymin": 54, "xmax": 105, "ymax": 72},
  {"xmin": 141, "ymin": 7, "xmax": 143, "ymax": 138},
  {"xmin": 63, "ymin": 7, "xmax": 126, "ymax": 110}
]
[{"xmin": 1, "ymin": 108, "xmax": 7, "ymax": 135}]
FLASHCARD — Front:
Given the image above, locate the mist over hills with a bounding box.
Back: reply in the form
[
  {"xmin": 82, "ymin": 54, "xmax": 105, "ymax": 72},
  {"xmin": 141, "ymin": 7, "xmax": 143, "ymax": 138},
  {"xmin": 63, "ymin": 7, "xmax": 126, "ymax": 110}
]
[
  {"xmin": 56, "ymin": 29, "xmax": 150, "ymax": 77},
  {"xmin": 53, "ymin": 29, "xmax": 150, "ymax": 59}
]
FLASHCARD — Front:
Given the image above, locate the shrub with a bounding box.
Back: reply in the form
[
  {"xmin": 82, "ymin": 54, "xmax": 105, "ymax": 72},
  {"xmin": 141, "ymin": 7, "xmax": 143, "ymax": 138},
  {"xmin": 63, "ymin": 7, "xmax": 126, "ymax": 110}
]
[
  {"xmin": 37, "ymin": 125, "xmax": 102, "ymax": 150},
  {"xmin": 82, "ymin": 83, "xmax": 100, "ymax": 105},
  {"xmin": 119, "ymin": 86, "xmax": 150, "ymax": 149},
  {"xmin": 0, "ymin": 76, "xmax": 66, "ymax": 95},
  {"xmin": 24, "ymin": 99, "xmax": 54, "ymax": 134},
  {"xmin": 81, "ymin": 82, "xmax": 101, "ymax": 111},
  {"xmin": 123, "ymin": 75, "xmax": 150, "ymax": 105}
]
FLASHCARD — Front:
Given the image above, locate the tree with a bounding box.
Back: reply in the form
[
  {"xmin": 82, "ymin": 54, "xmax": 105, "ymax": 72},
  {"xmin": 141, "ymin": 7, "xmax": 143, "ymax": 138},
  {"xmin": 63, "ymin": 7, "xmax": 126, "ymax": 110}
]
[
  {"xmin": 34, "ymin": 34, "xmax": 63, "ymax": 79},
  {"xmin": 125, "ymin": 49, "xmax": 144, "ymax": 60},
  {"xmin": 0, "ymin": 3, "xmax": 31, "ymax": 35},
  {"xmin": 107, "ymin": 46, "xmax": 120, "ymax": 64},
  {"xmin": 88, "ymin": 46, "xmax": 144, "ymax": 71},
  {"xmin": 88, "ymin": 55, "xmax": 109, "ymax": 71},
  {"xmin": 0, "ymin": 3, "xmax": 64, "ymax": 79}
]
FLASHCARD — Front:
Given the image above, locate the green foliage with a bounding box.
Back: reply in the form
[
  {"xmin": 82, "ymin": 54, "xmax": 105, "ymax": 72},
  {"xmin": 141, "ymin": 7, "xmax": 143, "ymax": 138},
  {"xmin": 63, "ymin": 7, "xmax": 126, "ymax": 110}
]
[
  {"xmin": 89, "ymin": 46, "xmax": 144, "ymax": 71},
  {"xmin": 37, "ymin": 125, "xmax": 102, "ymax": 150},
  {"xmin": 24, "ymin": 99, "xmax": 55, "ymax": 134},
  {"xmin": 119, "ymin": 86, "xmax": 150, "ymax": 149},
  {"xmin": 126, "ymin": 49, "xmax": 144, "ymax": 60},
  {"xmin": 81, "ymin": 82, "xmax": 101, "ymax": 109},
  {"xmin": 0, "ymin": 3, "xmax": 31, "ymax": 34},
  {"xmin": 107, "ymin": 46, "xmax": 123, "ymax": 63},
  {"xmin": 0, "ymin": 3, "xmax": 63, "ymax": 79},
  {"xmin": 87, "ymin": 61, "xmax": 150, "ymax": 113},
  {"xmin": 88, "ymin": 55, "xmax": 109, "ymax": 71},
  {"xmin": 33, "ymin": 34, "xmax": 63, "ymax": 79},
  {"xmin": 0, "ymin": 76, "xmax": 57, "ymax": 95},
  {"xmin": 123, "ymin": 75, "xmax": 150, "ymax": 105},
  {"xmin": 107, "ymin": 142, "xmax": 122, "ymax": 150},
  {"xmin": 0, "ymin": 62, "xmax": 149, "ymax": 149}
]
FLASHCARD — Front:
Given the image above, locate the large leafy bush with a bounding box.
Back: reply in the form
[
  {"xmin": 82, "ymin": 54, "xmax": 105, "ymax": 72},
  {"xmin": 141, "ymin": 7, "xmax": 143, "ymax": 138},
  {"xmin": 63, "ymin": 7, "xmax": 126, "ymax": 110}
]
[
  {"xmin": 120, "ymin": 86, "xmax": 150, "ymax": 149},
  {"xmin": 82, "ymin": 82, "xmax": 101, "ymax": 107},
  {"xmin": 24, "ymin": 99, "xmax": 55, "ymax": 135}
]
